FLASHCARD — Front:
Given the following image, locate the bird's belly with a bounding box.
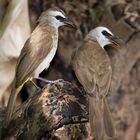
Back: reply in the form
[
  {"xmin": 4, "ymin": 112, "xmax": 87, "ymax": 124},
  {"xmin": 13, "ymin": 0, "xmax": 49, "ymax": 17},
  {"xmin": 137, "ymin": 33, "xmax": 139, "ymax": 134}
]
[{"xmin": 33, "ymin": 47, "xmax": 57, "ymax": 78}]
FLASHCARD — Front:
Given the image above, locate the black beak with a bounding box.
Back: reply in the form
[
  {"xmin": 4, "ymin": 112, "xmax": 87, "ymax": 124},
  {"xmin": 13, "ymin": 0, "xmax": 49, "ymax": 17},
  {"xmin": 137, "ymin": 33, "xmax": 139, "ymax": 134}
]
[
  {"xmin": 62, "ymin": 18, "xmax": 77, "ymax": 29},
  {"xmin": 107, "ymin": 35, "xmax": 122, "ymax": 48}
]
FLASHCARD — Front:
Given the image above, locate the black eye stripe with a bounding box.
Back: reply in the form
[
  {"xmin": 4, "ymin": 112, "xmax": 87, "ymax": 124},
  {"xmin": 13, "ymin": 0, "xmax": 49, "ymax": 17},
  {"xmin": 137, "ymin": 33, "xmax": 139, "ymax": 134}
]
[
  {"xmin": 55, "ymin": 15, "xmax": 65, "ymax": 20},
  {"xmin": 102, "ymin": 30, "xmax": 112, "ymax": 36}
]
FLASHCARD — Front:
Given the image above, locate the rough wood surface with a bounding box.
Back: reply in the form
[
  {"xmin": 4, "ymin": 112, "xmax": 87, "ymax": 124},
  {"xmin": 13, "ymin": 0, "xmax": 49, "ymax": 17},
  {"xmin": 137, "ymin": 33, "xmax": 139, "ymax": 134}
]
[{"xmin": 1, "ymin": 80, "xmax": 90, "ymax": 140}]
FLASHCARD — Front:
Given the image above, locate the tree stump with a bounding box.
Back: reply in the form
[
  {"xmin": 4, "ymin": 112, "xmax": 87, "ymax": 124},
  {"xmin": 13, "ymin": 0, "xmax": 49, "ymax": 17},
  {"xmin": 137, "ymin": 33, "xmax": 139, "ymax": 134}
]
[{"xmin": 1, "ymin": 80, "xmax": 91, "ymax": 140}]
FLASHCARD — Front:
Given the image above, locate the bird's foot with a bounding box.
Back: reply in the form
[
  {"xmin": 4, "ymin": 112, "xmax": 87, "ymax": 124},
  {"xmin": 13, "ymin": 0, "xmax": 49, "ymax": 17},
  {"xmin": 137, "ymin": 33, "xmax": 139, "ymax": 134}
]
[
  {"xmin": 29, "ymin": 80, "xmax": 41, "ymax": 90},
  {"xmin": 29, "ymin": 79, "xmax": 42, "ymax": 95},
  {"xmin": 23, "ymin": 80, "xmax": 42, "ymax": 118},
  {"xmin": 34, "ymin": 87, "xmax": 42, "ymax": 95},
  {"xmin": 23, "ymin": 88, "xmax": 42, "ymax": 118},
  {"xmin": 37, "ymin": 77, "xmax": 63, "ymax": 84}
]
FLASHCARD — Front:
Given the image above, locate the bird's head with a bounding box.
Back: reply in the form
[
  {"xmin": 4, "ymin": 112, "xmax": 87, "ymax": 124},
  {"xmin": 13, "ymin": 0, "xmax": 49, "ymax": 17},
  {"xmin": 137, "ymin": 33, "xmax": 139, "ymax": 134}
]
[
  {"xmin": 87, "ymin": 26, "xmax": 121, "ymax": 48},
  {"xmin": 38, "ymin": 7, "xmax": 76, "ymax": 29}
]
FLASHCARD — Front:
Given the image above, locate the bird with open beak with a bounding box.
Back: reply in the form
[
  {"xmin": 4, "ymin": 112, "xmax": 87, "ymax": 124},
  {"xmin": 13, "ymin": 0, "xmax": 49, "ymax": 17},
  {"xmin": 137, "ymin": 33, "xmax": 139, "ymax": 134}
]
[
  {"xmin": 4, "ymin": 7, "xmax": 76, "ymax": 126},
  {"xmin": 71, "ymin": 26, "xmax": 121, "ymax": 140}
]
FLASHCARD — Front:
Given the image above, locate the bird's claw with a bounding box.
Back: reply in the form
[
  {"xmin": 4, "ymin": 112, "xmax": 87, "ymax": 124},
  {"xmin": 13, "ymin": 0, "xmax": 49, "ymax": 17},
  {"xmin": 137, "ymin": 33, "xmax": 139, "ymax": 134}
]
[{"xmin": 37, "ymin": 77, "xmax": 63, "ymax": 84}]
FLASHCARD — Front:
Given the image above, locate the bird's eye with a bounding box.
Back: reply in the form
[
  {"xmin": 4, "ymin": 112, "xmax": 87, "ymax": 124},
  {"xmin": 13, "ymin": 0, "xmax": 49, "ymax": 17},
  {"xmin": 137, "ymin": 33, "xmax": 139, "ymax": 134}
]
[
  {"xmin": 55, "ymin": 15, "xmax": 65, "ymax": 20},
  {"xmin": 102, "ymin": 30, "xmax": 112, "ymax": 36}
]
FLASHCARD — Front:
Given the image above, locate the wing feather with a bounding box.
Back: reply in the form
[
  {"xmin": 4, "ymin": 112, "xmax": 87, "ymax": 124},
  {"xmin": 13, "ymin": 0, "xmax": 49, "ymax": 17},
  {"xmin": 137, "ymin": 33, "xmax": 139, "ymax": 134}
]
[
  {"xmin": 72, "ymin": 40, "xmax": 112, "ymax": 95},
  {"xmin": 15, "ymin": 28, "xmax": 53, "ymax": 88}
]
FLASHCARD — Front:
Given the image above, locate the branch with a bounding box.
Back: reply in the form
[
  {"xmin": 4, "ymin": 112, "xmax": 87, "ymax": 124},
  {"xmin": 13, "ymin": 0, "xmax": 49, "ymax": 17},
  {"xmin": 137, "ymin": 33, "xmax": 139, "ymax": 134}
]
[{"xmin": 1, "ymin": 80, "xmax": 89, "ymax": 140}]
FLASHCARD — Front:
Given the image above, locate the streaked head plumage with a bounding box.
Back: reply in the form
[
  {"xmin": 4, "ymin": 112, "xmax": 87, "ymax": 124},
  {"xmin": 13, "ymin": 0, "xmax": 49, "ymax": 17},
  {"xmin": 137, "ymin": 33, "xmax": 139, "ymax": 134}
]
[
  {"xmin": 86, "ymin": 26, "xmax": 120, "ymax": 48},
  {"xmin": 38, "ymin": 7, "xmax": 75, "ymax": 29}
]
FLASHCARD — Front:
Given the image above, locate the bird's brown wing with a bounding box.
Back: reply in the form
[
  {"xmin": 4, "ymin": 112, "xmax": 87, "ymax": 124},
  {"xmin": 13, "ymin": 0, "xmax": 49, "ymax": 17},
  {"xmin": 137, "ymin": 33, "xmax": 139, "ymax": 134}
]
[
  {"xmin": 96, "ymin": 61, "xmax": 112, "ymax": 97},
  {"xmin": 15, "ymin": 30, "xmax": 53, "ymax": 88},
  {"xmin": 72, "ymin": 40, "xmax": 112, "ymax": 94},
  {"xmin": 94, "ymin": 50, "xmax": 115, "ymax": 137},
  {"xmin": 71, "ymin": 41, "xmax": 96, "ymax": 94}
]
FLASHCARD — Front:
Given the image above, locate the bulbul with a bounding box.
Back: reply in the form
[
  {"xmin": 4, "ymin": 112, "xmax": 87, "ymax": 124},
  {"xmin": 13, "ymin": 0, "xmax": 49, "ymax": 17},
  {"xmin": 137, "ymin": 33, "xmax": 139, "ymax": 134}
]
[
  {"xmin": 71, "ymin": 26, "xmax": 121, "ymax": 140},
  {"xmin": 5, "ymin": 7, "xmax": 75, "ymax": 125}
]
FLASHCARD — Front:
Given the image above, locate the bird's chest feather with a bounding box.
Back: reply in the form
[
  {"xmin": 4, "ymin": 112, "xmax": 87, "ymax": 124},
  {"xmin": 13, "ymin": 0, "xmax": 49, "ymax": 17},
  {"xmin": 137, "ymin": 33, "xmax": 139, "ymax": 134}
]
[
  {"xmin": 34, "ymin": 36, "xmax": 58, "ymax": 76},
  {"xmin": 38, "ymin": 46, "xmax": 57, "ymax": 70}
]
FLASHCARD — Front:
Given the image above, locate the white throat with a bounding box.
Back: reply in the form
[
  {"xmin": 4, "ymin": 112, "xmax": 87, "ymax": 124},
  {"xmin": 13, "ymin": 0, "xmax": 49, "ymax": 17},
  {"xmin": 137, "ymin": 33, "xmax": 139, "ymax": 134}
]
[
  {"xmin": 86, "ymin": 32, "xmax": 112, "ymax": 48},
  {"xmin": 97, "ymin": 37, "xmax": 112, "ymax": 48},
  {"xmin": 87, "ymin": 26, "xmax": 113, "ymax": 48}
]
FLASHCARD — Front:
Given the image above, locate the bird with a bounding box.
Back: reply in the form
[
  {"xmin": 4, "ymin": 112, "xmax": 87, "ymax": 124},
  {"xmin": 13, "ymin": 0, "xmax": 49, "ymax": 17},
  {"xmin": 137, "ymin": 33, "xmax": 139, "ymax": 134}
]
[
  {"xmin": 71, "ymin": 26, "xmax": 121, "ymax": 140},
  {"xmin": 4, "ymin": 7, "xmax": 76, "ymax": 126}
]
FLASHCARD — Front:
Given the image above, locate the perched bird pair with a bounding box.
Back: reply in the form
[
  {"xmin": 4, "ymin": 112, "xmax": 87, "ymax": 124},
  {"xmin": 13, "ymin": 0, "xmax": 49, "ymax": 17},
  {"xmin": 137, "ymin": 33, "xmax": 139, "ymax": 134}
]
[{"xmin": 5, "ymin": 7, "xmax": 121, "ymax": 140}]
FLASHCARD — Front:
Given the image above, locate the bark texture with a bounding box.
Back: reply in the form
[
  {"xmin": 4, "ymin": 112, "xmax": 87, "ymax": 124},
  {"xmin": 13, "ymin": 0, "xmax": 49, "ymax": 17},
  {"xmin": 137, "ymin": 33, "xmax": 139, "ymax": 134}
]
[{"xmin": 1, "ymin": 81, "xmax": 90, "ymax": 140}]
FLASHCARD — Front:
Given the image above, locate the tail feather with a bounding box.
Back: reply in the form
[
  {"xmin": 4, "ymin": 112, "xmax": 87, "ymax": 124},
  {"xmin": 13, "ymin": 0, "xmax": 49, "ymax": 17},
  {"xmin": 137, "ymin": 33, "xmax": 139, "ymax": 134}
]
[
  {"xmin": 4, "ymin": 78, "xmax": 29, "ymax": 126},
  {"xmin": 88, "ymin": 96, "xmax": 104, "ymax": 140},
  {"xmin": 103, "ymin": 97, "xmax": 115, "ymax": 137},
  {"xmin": 4, "ymin": 81, "xmax": 23, "ymax": 126},
  {"xmin": 4, "ymin": 87, "xmax": 18, "ymax": 126}
]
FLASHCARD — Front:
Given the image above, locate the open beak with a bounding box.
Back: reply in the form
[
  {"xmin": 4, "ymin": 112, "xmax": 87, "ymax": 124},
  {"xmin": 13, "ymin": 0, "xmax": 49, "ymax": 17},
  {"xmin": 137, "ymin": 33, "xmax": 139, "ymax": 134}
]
[
  {"xmin": 63, "ymin": 18, "xmax": 77, "ymax": 29},
  {"xmin": 107, "ymin": 35, "xmax": 122, "ymax": 48}
]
